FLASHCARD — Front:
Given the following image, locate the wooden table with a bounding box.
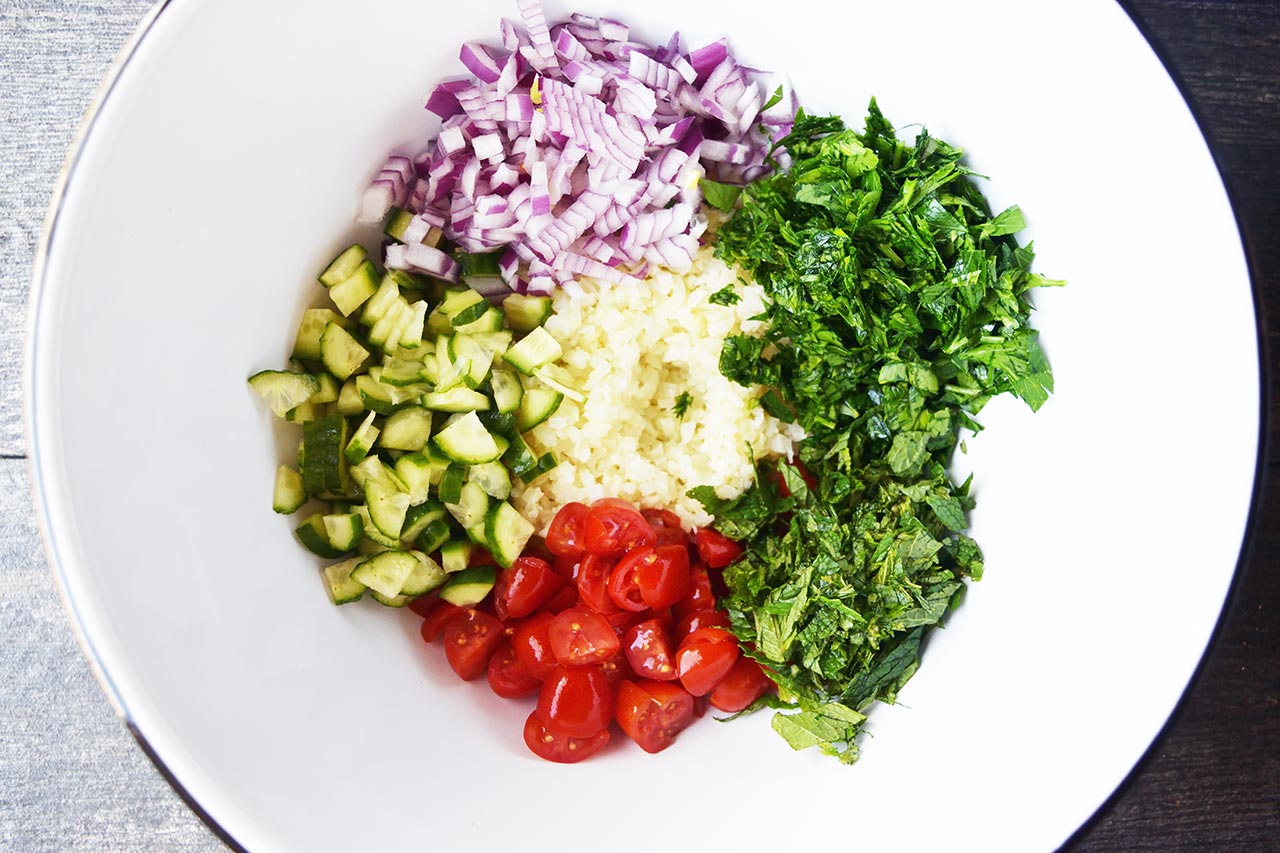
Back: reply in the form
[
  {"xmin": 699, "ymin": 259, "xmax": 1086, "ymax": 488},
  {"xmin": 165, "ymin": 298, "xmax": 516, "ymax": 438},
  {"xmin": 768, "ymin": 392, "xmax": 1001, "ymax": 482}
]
[{"xmin": 1, "ymin": 1, "xmax": 1275, "ymax": 849}]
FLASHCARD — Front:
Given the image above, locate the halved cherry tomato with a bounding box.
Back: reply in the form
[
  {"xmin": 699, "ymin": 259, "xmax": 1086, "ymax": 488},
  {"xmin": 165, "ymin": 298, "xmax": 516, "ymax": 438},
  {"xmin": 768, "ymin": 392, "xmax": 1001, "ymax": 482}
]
[
  {"xmin": 614, "ymin": 679, "xmax": 695, "ymax": 754},
  {"xmin": 536, "ymin": 665, "xmax": 614, "ymax": 738},
  {"xmin": 545, "ymin": 501, "xmax": 589, "ymax": 558},
  {"xmin": 675, "ymin": 627, "xmax": 740, "ymax": 696},
  {"xmin": 607, "ymin": 547, "xmax": 652, "ymax": 611},
  {"xmin": 419, "ymin": 601, "xmax": 464, "ymax": 644},
  {"xmin": 708, "ymin": 656, "xmax": 773, "ymax": 713},
  {"xmin": 408, "ymin": 590, "xmax": 441, "ymax": 618},
  {"xmin": 523, "ymin": 711, "xmax": 611, "ymax": 764},
  {"xmin": 623, "ymin": 618, "xmax": 678, "ymax": 681},
  {"xmin": 673, "ymin": 562, "xmax": 714, "ymax": 619},
  {"xmin": 598, "ymin": 648, "xmax": 632, "ymax": 686},
  {"xmin": 577, "ymin": 553, "xmax": 621, "ymax": 614},
  {"xmin": 487, "ymin": 639, "xmax": 542, "ymax": 698},
  {"xmin": 493, "ymin": 556, "xmax": 565, "ymax": 620},
  {"xmin": 585, "ymin": 498, "xmax": 655, "ymax": 557},
  {"xmin": 442, "ymin": 608, "xmax": 506, "ymax": 681},
  {"xmin": 641, "ymin": 507, "xmax": 682, "ymax": 529},
  {"xmin": 511, "ymin": 611, "xmax": 559, "ymax": 679},
  {"xmin": 675, "ymin": 607, "xmax": 732, "ymax": 640},
  {"xmin": 605, "ymin": 607, "xmax": 651, "ymax": 638},
  {"xmin": 468, "ymin": 547, "xmax": 496, "ymax": 567},
  {"xmin": 541, "ymin": 581, "xmax": 581, "ymax": 614},
  {"xmin": 548, "ymin": 607, "xmax": 620, "ymax": 666},
  {"xmin": 552, "ymin": 554, "xmax": 581, "ymax": 580},
  {"xmin": 694, "ymin": 528, "xmax": 743, "ymax": 569},
  {"xmin": 637, "ymin": 543, "xmax": 690, "ymax": 609}
]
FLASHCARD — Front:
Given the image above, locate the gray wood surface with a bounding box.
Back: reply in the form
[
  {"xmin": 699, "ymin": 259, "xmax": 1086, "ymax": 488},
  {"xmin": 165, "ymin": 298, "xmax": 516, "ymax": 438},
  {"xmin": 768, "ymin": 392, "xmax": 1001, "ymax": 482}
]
[{"xmin": 3, "ymin": 1, "xmax": 1275, "ymax": 851}]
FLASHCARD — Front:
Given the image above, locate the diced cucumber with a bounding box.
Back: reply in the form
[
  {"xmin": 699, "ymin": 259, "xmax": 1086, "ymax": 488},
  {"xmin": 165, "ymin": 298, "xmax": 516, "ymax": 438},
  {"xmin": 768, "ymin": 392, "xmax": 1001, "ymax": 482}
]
[
  {"xmin": 467, "ymin": 461, "xmax": 511, "ymax": 500},
  {"xmin": 453, "ymin": 306, "xmax": 506, "ymax": 336},
  {"xmin": 284, "ymin": 401, "xmax": 324, "ymax": 424},
  {"xmin": 415, "ymin": 518, "xmax": 452, "ymax": 554},
  {"xmin": 515, "ymin": 387, "xmax": 564, "ymax": 432},
  {"xmin": 502, "ymin": 294, "xmax": 554, "ymax": 332},
  {"xmin": 440, "ymin": 539, "xmax": 473, "ymax": 573},
  {"xmin": 452, "ymin": 335, "xmax": 496, "ymax": 388},
  {"xmin": 380, "ymin": 356, "xmax": 428, "ymax": 387},
  {"xmin": 322, "ymin": 512, "xmax": 364, "ymax": 551},
  {"xmin": 272, "ymin": 465, "xmax": 306, "ymax": 514},
  {"xmin": 450, "ymin": 298, "xmax": 491, "ymax": 329},
  {"xmin": 528, "ymin": 451, "xmax": 559, "ymax": 481},
  {"xmin": 445, "ymin": 480, "xmax": 491, "ymax": 529},
  {"xmin": 361, "ymin": 275, "xmax": 402, "ymax": 327},
  {"xmin": 437, "ymin": 464, "xmax": 466, "ymax": 505},
  {"xmin": 350, "ymin": 550, "xmax": 419, "ymax": 598},
  {"xmin": 465, "ymin": 520, "xmax": 492, "ymax": 548},
  {"xmin": 300, "ymin": 414, "xmax": 351, "ymax": 499},
  {"xmin": 293, "ymin": 308, "xmax": 346, "ymax": 360},
  {"xmin": 439, "ymin": 565, "xmax": 497, "ymax": 606},
  {"xmin": 349, "ymin": 455, "xmax": 398, "ymax": 491},
  {"xmin": 477, "ymin": 410, "xmax": 516, "ymax": 438},
  {"xmin": 394, "ymin": 451, "xmax": 449, "ymax": 504},
  {"xmin": 329, "ymin": 260, "xmax": 380, "ymax": 317},
  {"xmin": 358, "ymin": 538, "xmax": 392, "ymax": 557},
  {"xmin": 354, "ymin": 503, "xmax": 399, "ymax": 548},
  {"xmin": 319, "ymin": 244, "xmax": 368, "ymax": 287},
  {"xmin": 249, "ymin": 370, "xmax": 321, "ymax": 418},
  {"xmin": 336, "ymin": 378, "xmax": 364, "ymax": 415},
  {"xmin": 489, "ymin": 367, "xmax": 524, "ymax": 414},
  {"xmin": 467, "ymin": 330, "xmax": 514, "ymax": 355},
  {"xmin": 365, "ymin": 482, "xmax": 410, "ymax": 539},
  {"xmin": 371, "ymin": 591, "xmax": 412, "ymax": 607},
  {"xmin": 485, "ymin": 501, "xmax": 536, "ymax": 569},
  {"xmin": 321, "ymin": 558, "xmax": 366, "ymax": 605},
  {"xmin": 401, "ymin": 500, "xmax": 446, "ymax": 543},
  {"xmin": 433, "ymin": 411, "xmax": 502, "ymax": 464},
  {"xmin": 502, "ymin": 433, "xmax": 540, "ymax": 478},
  {"xmin": 384, "ymin": 208, "xmax": 414, "ymax": 242},
  {"xmin": 295, "ymin": 513, "xmax": 346, "ymax": 558},
  {"xmin": 422, "ymin": 387, "xmax": 491, "ymax": 413},
  {"xmin": 503, "ymin": 326, "xmax": 562, "ymax": 375},
  {"xmin": 379, "ymin": 406, "xmax": 433, "ymax": 452},
  {"xmin": 310, "ymin": 372, "xmax": 340, "ymax": 405},
  {"xmin": 356, "ymin": 375, "xmax": 411, "ymax": 415},
  {"xmin": 320, "ymin": 323, "xmax": 370, "ymax": 381},
  {"xmin": 400, "ymin": 552, "xmax": 447, "ymax": 597},
  {"xmin": 344, "ymin": 411, "xmax": 380, "ymax": 465},
  {"xmin": 398, "ymin": 301, "xmax": 429, "ymax": 350},
  {"xmin": 532, "ymin": 363, "xmax": 585, "ymax": 403},
  {"xmin": 440, "ymin": 287, "xmax": 487, "ymax": 319}
]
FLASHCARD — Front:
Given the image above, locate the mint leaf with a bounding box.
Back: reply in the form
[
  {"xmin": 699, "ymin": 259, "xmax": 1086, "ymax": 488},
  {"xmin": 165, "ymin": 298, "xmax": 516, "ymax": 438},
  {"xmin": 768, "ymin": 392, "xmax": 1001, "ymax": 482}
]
[{"xmin": 701, "ymin": 179, "xmax": 743, "ymax": 212}]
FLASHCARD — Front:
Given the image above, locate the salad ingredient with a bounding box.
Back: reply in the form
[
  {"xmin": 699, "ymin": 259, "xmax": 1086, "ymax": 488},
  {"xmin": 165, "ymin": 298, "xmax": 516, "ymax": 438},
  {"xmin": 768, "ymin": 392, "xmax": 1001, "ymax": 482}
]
[
  {"xmin": 512, "ymin": 246, "xmax": 805, "ymax": 530},
  {"xmin": 614, "ymin": 679, "xmax": 696, "ymax": 754},
  {"xmin": 674, "ymin": 627, "xmax": 740, "ymax": 696},
  {"xmin": 701, "ymin": 105, "xmax": 1058, "ymax": 761},
  {"xmin": 708, "ymin": 657, "xmax": 773, "ymax": 714},
  {"xmin": 536, "ymin": 665, "xmax": 613, "ymax": 738},
  {"xmin": 548, "ymin": 607, "xmax": 620, "ymax": 666},
  {"xmin": 523, "ymin": 712, "xmax": 611, "ymax": 764},
  {"xmin": 443, "ymin": 607, "xmax": 506, "ymax": 681},
  {"xmin": 487, "ymin": 640, "xmax": 543, "ymax": 698},
  {"xmin": 369, "ymin": 1, "xmax": 791, "ymax": 293}
]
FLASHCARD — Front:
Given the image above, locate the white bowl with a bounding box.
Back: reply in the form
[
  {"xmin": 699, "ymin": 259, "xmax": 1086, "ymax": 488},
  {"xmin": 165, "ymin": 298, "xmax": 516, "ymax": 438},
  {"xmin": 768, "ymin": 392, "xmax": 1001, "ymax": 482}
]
[{"xmin": 28, "ymin": 0, "xmax": 1259, "ymax": 850}]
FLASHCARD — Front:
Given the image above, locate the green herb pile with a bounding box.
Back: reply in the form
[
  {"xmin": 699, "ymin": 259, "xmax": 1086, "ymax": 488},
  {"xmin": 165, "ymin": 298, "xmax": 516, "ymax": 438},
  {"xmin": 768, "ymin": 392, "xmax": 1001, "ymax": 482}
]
[{"xmin": 694, "ymin": 102, "xmax": 1059, "ymax": 763}]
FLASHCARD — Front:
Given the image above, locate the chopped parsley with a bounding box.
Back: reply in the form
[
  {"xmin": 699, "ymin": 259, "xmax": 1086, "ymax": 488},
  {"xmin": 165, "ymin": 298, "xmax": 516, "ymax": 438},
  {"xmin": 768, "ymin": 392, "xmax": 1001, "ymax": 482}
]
[
  {"xmin": 708, "ymin": 284, "xmax": 741, "ymax": 306},
  {"xmin": 697, "ymin": 101, "xmax": 1059, "ymax": 763},
  {"xmin": 673, "ymin": 391, "xmax": 693, "ymax": 419}
]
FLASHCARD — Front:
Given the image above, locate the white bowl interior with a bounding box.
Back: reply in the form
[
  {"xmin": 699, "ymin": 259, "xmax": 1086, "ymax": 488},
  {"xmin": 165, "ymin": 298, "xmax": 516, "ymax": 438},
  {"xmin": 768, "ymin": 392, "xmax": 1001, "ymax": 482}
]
[{"xmin": 29, "ymin": 0, "xmax": 1258, "ymax": 850}]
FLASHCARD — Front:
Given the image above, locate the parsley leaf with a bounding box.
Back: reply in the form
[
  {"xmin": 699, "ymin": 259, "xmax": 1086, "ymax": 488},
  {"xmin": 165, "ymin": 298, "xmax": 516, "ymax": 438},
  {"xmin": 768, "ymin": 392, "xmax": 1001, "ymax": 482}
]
[
  {"xmin": 673, "ymin": 391, "xmax": 693, "ymax": 419},
  {"xmin": 709, "ymin": 284, "xmax": 741, "ymax": 306},
  {"xmin": 702, "ymin": 179, "xmax": 744, "ymax": 212},
  {"xmin": 697, "ymin": 101, "xmax": 1057, "ymax": 762}
]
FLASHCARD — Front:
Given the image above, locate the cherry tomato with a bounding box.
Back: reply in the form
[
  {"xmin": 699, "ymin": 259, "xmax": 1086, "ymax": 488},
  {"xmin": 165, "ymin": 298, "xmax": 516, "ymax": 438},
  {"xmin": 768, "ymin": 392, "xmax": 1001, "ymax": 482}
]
[
  {"xmin": 545, "ymin": 501, "xmax": 589, "ymax": 558},
  {"xmin": 598, "ymin": 648, "xmax": 632, "ymax": 686},
  {"xmin": 675, "ymin": 607, "xmax": 732, "ymax": 640},
  {"xmin": 468, "ymin": 547, "xmax": 496, "ymax": 567},
  {"xmin": 675, "ymin": 627, "xmax": 740, "ymax": 696},
  {"xmin": 614, "ymin": 679, "xmax": 695, "ymax": 754},
  {"xmin": 607, "ymin": 548, "xmax": 652, "ymax": 612},
  {"xmin": 623, "ymin": 618, "xmax": 678, "ymax": 681},
  {"xmin": 511, "ymin": 611, "xmax": 559, "ymax": 679},
  {"xmin": 548, "ymin": 607, "xmax": 621, "ymax": 666},
  {"xmin": 487, "ymin": 639, "xmax": 542, "ymax": 699},
  {"xmin": 442, "ymin": 608, "xmax": 506, "ymax": 681},
  {"xmin": 541, "ymin": 581, "xmax": 581, "ymax": 614},
  {"xmin": 637, "ymin": 544, "xmax": 691, "ymax": 609},
  {"xmin": 493, "ymin": 556, "xmax": 565, "ymax": 620},
  {"xmin": 408, "ymin": 591, "xmax": 441, "ymax": 618},
  {"xmin": 523, "ymin": 711, "xmax": 610, "ymax": 764},
  {"xmin": 536, "ymin": 665, "xmax": 614, "ymax": 738},
  {"xmin": 578, "ymin": 553, "xmax": 621, "ymax": 613},
  {"xmin": 552, "ymin": 554, "xmax": 581, "ymax": 580},
  {"xmin": 641, "ymin": 508, "xmax": 682, "ymax": 529},
  {"xmin": 673, "ymin": 562, "xmax": 715, "ymax": 619},
  {"xmin": 419, "ymin": 601, "xmax": 464, "ymax": 644},
  {"xmin": 694, "ymin": 528, "xmax": 743, "ymax": 569},
  {"xmin": 708, "ymin": 656, "xmax": 773, "ymax": 713},
  {"xmin": 606, "ymin": 607, "xmax": 651, "ymax": 638},
  {"xmin": 585, "ymin": 498, "xmax": 655, "ymax": 557}
]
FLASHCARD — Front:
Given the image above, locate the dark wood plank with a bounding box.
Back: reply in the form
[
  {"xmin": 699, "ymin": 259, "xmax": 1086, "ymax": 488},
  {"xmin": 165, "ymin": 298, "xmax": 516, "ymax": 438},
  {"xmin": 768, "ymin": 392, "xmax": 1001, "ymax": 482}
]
[{"xmin": 1066, "ymin": 1, "xmax": 1280, "ymax": 848}]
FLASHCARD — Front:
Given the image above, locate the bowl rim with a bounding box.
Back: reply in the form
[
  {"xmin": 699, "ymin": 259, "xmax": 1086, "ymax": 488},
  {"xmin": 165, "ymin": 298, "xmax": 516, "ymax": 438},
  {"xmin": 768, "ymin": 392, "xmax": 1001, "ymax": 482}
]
[{"xmin": 22, "ymin": 1, "xmax": 1267, "ymax": 850}]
